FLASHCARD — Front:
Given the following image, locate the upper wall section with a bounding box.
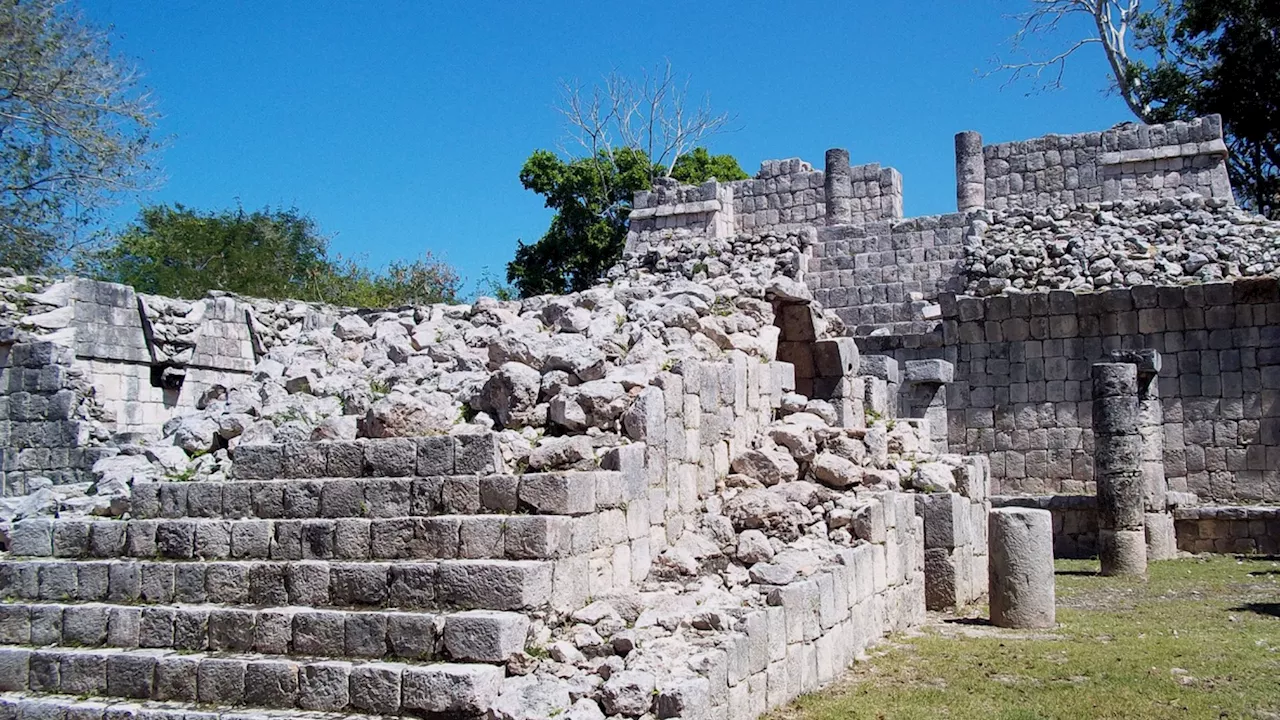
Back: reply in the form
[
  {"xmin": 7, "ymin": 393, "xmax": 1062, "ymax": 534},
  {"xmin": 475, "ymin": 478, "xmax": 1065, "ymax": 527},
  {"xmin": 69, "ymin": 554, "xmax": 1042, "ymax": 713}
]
[
  {"xmin": 727, "ymin": 158, "xmax": 825, "ymax": 236},
  {"xmin": 624, "ymin": 153, "xmax": 907, "ymax": 255},
  {"xmin": 970, "ymin": 116, "xmax": 1232, "ymax": 212}
]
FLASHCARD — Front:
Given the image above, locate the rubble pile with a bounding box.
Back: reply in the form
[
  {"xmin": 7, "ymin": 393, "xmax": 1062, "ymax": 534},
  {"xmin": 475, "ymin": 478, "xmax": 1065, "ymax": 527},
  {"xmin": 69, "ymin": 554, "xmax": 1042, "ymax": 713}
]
[
  {"xmin": 0, "ymin": 228, "xmax": 986, "ymax": 720},
  {"xmin": 964, "ymin": 194, "xmax": 1280, "ymax": 295}
]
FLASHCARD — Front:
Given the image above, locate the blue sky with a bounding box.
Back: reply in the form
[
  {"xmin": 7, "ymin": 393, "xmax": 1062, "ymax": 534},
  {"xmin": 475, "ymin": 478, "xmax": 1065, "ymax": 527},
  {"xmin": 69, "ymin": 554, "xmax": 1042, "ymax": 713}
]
[{"xmin": 82, "ymin": 0, "xmax": 1138, "ymax": 294}]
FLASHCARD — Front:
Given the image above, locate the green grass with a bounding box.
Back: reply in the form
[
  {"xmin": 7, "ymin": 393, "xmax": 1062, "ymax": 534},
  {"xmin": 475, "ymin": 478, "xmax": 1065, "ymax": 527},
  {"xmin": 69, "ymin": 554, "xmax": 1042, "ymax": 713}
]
[{"xmin": 775, "ymin": 556, "xmax": 1280, "ymax": 720}]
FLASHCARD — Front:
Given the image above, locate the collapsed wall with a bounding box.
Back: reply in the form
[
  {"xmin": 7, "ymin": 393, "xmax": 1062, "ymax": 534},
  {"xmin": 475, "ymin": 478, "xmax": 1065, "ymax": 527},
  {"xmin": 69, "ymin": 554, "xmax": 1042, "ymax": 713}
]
[
  {"xmin": 621, "ymin": 112, "xmax": 1280, "ymax": 547},
  {"xmin": 1, "ymin": 111, "xmax": 1270, "ymax": 720},
  {"xmin": 0, "ymin": 193, "xmax": 991, "ymax": 720}
]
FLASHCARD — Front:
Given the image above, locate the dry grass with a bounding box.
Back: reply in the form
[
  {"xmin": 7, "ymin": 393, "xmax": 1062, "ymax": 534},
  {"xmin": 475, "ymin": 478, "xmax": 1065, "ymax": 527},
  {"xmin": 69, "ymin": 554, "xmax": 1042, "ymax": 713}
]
[{"xmin": 769, "ymin": 555, "xmax": 1280, "ymax": 720}]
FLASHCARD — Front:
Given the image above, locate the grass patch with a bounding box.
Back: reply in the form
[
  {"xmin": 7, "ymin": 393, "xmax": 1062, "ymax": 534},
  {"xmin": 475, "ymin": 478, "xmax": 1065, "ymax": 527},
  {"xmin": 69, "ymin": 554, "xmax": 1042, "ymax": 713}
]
[{"xmin": 773, "ymin": 556, "xmax": 1280, "ymax": 720}]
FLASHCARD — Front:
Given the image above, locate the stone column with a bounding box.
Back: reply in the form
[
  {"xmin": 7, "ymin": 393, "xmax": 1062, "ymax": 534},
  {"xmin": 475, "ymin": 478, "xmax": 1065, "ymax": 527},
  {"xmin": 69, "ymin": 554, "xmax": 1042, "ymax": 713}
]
[
  {"xmin": 824, "ymin": 148, "xmax": 853, "ymax": 225},
  {"xmin": 955, "ymin": 131, "xmax": 986, "ymax": 212},
  {"xmin": 1092, "ymin": 362, "xmax": 1147, "ymax": 576},
  {"xmin": 1108, "ymin": 349, "xmax": 1176, "ymax": 560},
  {"xmin": 988, "ymin": 507, "xmax": 1055, "ymax": 628}
]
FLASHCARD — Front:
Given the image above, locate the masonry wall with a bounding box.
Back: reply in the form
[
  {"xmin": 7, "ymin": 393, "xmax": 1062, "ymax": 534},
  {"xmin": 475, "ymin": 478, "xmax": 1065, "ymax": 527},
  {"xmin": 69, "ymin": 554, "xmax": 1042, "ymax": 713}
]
[
  {"xmin": 992, "ymin": 495, "xmax": 1280, "ymax": 557},
  {"xmin": 0, "ymin": 339, "xmax": 112, "ymax": 494},
  {"xmin": 982, "ymin": 116, "xmax": 1233, "ymax": 211},
  {"xmin": 629, "ymin": 179, "xmax": 735, "ymax": 244},
  {"xmin": 808, "ymin": 214, "xmax": 968, "ymax": 334},
  {"xmin": 1174, "ymin": 505, "xmax": 1280, "ymax": 554},
  {"xmin": 727, "ymin": 159, "xmax": 826, "ymax": 236},
  {"xmin": 860, "ymin": 276, "xmax": 1280, "ymax": 504}
]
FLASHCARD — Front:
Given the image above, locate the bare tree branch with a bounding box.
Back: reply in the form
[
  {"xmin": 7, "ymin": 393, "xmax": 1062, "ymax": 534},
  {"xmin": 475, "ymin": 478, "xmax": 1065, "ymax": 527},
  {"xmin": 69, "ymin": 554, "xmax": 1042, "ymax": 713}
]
[
  {"xmin": 989, "ymin": 0, "xmax": 1153, "ymax": 121},
  {"xmin": 555, "ymin": 60, "xmax": 733, "ymax": 181}
]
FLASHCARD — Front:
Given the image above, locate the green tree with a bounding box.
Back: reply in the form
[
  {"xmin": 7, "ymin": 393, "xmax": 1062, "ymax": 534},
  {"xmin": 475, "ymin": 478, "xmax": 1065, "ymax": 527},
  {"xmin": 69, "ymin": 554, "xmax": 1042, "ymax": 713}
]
[
  {"xmin": 90, "ymin": 203, "xmax": 460, "ymax": 306},
  {"xmin": 506, "ymin": 146, "xmax": 748, "ymax": 297},
  {"xmin": 1134, "ymin": 0, "xmax": 1280, "ymax": 216},
  {"xmin": 995, "ymin": 1, "xmax": 1280, "ymax": 216},
  {"xmin": 0, "ymin": 0, "xmax": 158, "ymax": 272},
  {"xmin": 507, "ymin": 63, "xmax": 744, "ymax": 298},
  {"xmin": 671, "ymin": 147, "xmax": 749, "ymax": 184}
]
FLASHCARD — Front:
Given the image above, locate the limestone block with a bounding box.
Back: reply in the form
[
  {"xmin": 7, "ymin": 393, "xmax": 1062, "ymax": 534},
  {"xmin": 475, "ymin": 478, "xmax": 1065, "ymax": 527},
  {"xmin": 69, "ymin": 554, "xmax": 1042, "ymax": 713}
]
[
  {"xmin": 923, "ymin": 548, "xmax": 958, "ymax": 611},
  {"xmin": 1100, "ymin": 529, "xmax": 1147, "ymax": 576},
  {"xmin": 813, "ymin": 338, "xmax": 860, "ymax": 378},
  {"xmin": 386, "ymin": 612, "xmax": 439, "ymax": 660},
  {"xmin": 243, "ymin": 659, "xmax": 299, "ymax": 709},
  {"xmin": 1144, "ymin": 512, "xmax": 1178, "ymax": 560},
  {"xmin": 904, "ymin": 359, "xmax": 954, "ymax": 385},
  {"xmin": 519, "ymin": 473, "xmax": 597, "ymax": 515},
  {"xmin": 298, "ymin": 661, "xmax": 351, "ymax": 711},
  {"xmin": 105, "ymin": 652, "xmax": 156, "ymax": 699},
  {"xmin": 349, "ymin": 662, "xmax": 402, "ymax": 714},
  {"xmin": 915, "ymin": 493, "xmax": 969, "ymax": 549},
  {"xmin": 401, "ymin": 664, "xmax": 503, "ymax": 715},
  {"xmin": 988, "ymin": 508, "xmax": 1055, "ymax": 629},
  {"xmin": 444, "ymin": 611, "xmax": 529, "ymax": 662}
]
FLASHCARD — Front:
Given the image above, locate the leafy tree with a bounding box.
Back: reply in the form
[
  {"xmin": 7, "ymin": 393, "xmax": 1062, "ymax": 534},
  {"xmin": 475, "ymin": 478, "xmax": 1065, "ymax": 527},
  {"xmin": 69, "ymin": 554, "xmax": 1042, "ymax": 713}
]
[
  {"xmin": 0, "ymin": 0, "xmax": 158, "ymax": 272},
  {"xmin": 507, "ymin": 63, "xmax": 745, "ymax": 298},
  {"xmin": 507, "ymin": 148, "xmax": 651, "ymax": 297},
  {"xmin": 671, "ymin": 147, "xmax": 749, "ymax": 185},
  {"xmin": 89, "ymin": 203, "xmax": 460, "ymax": 306},
  {"xmin": 996, "ymin": 1, "xmax": 1280, "ymax": 216},
  {"xmin": 1134, "ymin": 0, "xmax": 1280, "ymax": 216},
  {"xmin": 506, "ymin": 146, "xmax": 748, "ymax": 297}
]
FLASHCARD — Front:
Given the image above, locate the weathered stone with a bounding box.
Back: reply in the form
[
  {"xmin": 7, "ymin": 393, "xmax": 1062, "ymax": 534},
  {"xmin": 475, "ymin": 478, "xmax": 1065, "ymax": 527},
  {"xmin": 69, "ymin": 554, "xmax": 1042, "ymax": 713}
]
[
  {"xmin": 989, "ymin": 508, "xmax": 1055, "ymax": 629},
  {"xmin": 444, "ymin": 611, "xmax": 529, "ymax": 663}
]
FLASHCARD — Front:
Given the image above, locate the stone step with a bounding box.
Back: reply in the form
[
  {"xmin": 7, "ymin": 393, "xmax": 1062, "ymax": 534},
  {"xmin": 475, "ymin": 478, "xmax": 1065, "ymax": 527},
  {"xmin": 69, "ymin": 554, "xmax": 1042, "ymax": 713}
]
[
  {"xmin": 0, "ymin": 602, "xmax": 528, "ymax": 664},
  {"xmin": 230, "ymin": 435, "xmax": 502, "ymax": 480},
  {"xmin": 0, "ymin": 692, "xmax": 404, "ymax": 720},
  {"xmin": 128, "ymin": 470, "xmax": 634, "ymax": 520},
  {"xmin": 0, "ymin": 558, "xmax": 558, "ymax": 612},
  {"xmin": 9, "ymin": 513, "xmax": 604, "ymax": 562},
  {"xmin": 0, "ymin": 645, "xmax": 503, "ymax": 716}
]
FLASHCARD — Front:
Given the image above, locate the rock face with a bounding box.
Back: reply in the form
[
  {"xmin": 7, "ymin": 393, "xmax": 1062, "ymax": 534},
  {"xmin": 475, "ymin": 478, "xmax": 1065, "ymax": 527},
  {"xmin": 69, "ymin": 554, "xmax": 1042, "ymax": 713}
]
[{"xmin": 988, "ymin": 507, "xmax": 1056, "ymax": 629}]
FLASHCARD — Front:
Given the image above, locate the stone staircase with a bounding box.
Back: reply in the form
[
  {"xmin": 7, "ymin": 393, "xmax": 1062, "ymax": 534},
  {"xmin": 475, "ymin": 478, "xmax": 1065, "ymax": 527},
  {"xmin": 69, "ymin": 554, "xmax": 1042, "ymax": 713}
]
[{"xmin": 0, "ymin": 434, "xmax": 645, "ymax": 719}]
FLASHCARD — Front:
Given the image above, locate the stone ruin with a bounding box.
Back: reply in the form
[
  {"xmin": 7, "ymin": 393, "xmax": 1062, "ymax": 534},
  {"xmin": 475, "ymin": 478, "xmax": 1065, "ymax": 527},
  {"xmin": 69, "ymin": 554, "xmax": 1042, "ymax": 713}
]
[{"xmin": 0, "ymin": 113, "xmax": 1275, "ymax": 720}]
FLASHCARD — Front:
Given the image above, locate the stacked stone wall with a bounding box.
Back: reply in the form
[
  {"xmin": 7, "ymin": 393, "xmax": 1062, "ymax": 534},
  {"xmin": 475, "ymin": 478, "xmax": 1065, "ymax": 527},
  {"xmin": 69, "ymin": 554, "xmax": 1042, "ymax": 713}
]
[
  {"xmin": 1174, "ymin": 505, "xmax": 1280, "ymax": 554},
  {"xmin": 860, "ymin": 276, "xmax": 1280, "ymax": 504},
  {"xmin": 809, "ymin": 214, "xmax": 967, "ymax": 334},
  {"xmin": 0, "ymin": 339, "xmax": 112, "ymax": 494},
  {"xmin": 982, "ymin": 116, "xmax": 1232, "ymax": 211},
  {"xmin": 726, "ymin": 159, "xmax": 826, "ymax": 236},
  {"xmin": 916, "ymin": 491, "xmax": 989, "ymax": 610},
  {"xmin": 993, "ymin": 495, "xmax": 1280, "ymax": 556},
  {"xmin": 629, "ymin": 179, "xmax": 735, "ymax": 247}
]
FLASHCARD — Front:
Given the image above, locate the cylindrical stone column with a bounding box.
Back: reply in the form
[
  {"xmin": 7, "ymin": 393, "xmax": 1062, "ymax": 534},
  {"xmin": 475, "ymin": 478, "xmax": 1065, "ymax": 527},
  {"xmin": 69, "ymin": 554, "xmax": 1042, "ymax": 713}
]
[
  {"xmin": 1092, "ymin": 362, "xmax": 1147, "ymax": 576},
  {"xmin": 988, "ymin": 507, "xmax": 1056, "ymax": 629},
  {"xmin": 955, "ymin": 131, "xmax": 985, "ymax": 212},
  {"xmin": 824, "ymin": 148, "xmax": 853, "ymax": 225}
]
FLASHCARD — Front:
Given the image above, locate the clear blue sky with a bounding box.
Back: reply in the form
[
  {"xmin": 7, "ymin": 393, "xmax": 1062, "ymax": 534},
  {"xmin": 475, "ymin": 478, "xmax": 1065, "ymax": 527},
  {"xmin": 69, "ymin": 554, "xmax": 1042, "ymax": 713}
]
[{"xmin": 82, "ymin": 0, "xmax": 1137, "ymax": 294}]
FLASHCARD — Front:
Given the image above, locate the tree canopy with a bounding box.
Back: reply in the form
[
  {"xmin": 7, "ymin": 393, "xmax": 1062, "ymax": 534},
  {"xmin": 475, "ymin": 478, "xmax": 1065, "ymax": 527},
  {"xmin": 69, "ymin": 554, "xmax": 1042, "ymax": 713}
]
[
  {"xmin": 996, "ymin": 1, "xmax": 1280, "ymax": 217},
  {"xmin": 1134, "ymin": 0, "xmax": 1280, "ymax": 216},
  {"xmin": 505, "ymin": 146, "xmax": 747, "ymax": 298},
  {"xmin": 0, "ymin": 0, "xmax": 158, "ymax": 272},
  {"xmin": 90, "ymin": 203, "xmax": 460, "ymax": 306}
]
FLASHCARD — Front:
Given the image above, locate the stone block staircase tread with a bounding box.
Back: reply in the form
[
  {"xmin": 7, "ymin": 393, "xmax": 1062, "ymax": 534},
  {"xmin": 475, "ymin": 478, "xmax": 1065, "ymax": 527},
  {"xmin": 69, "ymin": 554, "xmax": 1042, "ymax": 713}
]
[
  {"xmin": 0, "ymin": 691, "xmax": 405, "ymax": 720},
  {"xmin": 0, "ymin": 558, "xmax": 557, "ymax": 612},
  {"xmin": 0, "ymin": 645, "xmax": 504, "ymax": 716},
  {"xmin": 128, "ymin": 471, "xmax": 628, "ymax": 519},
  {"xmin": 0, "ymin": 601, "xmax": 527, "ymax": 664},
  {"xmin": 9, "ymin": 514, "xmax": 590, "ymax": 562}
]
